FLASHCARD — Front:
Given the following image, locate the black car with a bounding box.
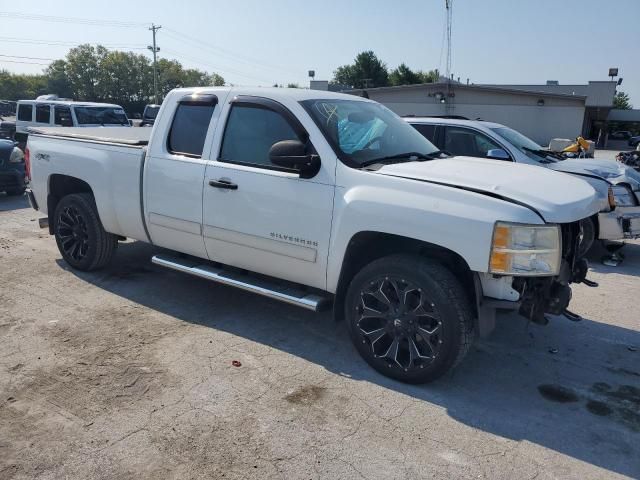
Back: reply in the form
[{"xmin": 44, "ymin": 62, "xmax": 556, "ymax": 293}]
[{"xmin": 0, "ymin": 140, "xmax": 26, "ymax": 196}]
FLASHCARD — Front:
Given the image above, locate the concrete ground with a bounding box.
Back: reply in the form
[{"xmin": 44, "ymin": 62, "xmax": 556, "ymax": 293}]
[{"xmin": 0, "ymin": 193, "xmax": 638, "ymax": 480}]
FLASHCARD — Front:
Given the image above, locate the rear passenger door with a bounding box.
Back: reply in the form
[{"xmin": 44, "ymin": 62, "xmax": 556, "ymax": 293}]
[
  {"xmin": 144, "ymin": 93, "xmax": 225, "ymax": 258},
  {"xmin": 201, "ymin": 96, "xmax": 335, "ymax": 290}
]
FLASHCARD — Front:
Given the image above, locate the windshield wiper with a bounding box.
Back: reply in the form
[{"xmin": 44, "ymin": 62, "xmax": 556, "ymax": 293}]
[
  {"xmin": 360, "ymin": 151, "xmax": 444, "ymax": 168},
  {"xmin": 522, "ymin": 146, "xmax": 560, "ymax": 163}
]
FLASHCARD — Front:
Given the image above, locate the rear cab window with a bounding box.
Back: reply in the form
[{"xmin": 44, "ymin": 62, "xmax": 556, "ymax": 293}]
[
  {"xmin": 167, "ymin": 94, "xmax": 218, "ymax": 158},
  {"xmin": 17, "ymin": 104, "xmax": 33, "ymax": 121}
]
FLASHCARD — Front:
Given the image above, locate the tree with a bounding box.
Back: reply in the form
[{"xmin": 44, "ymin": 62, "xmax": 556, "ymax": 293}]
[
  {"xmin": 389, "ymin": 63, "xmax": 421, "ymax": 86},
  {"xmin": 417, "ymin": 69, "xmax": 440, "ymax": 83},
  {"xmin": 286, "ymin": 83, "xmax": 300, "ymax": 88},
  {"xmin": 613, "ymin": 91, "xmax": 632, "ymax": 110},
  {"xmin": 332, "ymin": 51, "xmax": 389, "ymax": 88},
  {"xmin": 1, "ymin": 45, "xmax": 223, "ymax": 114}
]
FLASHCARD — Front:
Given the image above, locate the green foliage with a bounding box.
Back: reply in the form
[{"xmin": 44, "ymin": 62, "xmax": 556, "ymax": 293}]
[
  {"xmin": 333, "ymin": 52, "xmax": 438, "ymax": 89},
  {"xmin": 613, "ymin": 91, "xmax": 632, "ymax": 110},
  {"xmin": 333, "ymin": 51, "xmax": 389, "ymax": 88},
  {"xmin": 0, "ymin": 44, "xmax": 225, "ymax": 115}
]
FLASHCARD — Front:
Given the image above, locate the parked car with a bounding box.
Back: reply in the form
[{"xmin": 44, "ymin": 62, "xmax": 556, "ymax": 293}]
[
  {"xmin": 15, "ymin": 99, "xmax": 131, "ymax": 143},
  {"xmin": 0, "ymin": 140, "xmax": 26, "ymax": 196},
  {"xmin": 25, "ymin": 87, "xmax": 600, "ymax": 383},
  {"xmin": 140, "ymin": 104, "xmax": 160, "ymax": 126},
  {"xmin": 0, "ymin": 100, "xmax": 17, "ymax": 117},
  {"xmin": 629, "ymin": 135, "xmax": 640, "ymax": 147},
  {"xmin": 610, "ymin": 130, "xmax": 632, "ymax": 140},
  {"xmin": 407, "ymin": 117, "xmax": 640, "ymax": 254},
  {"xmin": 0, "ymin": 116, "xmax": 16, "ymax": 141}
]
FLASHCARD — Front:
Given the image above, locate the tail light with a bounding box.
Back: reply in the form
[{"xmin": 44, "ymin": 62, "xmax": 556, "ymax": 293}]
[{"xmin": 25, "ymin": 147, "xmax": 31, "ymax": 181}]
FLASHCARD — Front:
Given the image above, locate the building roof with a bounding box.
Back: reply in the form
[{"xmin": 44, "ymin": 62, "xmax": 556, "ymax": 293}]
[
  {"xmin": 347, "ymin": 82, "xmax": 587, "ymax": 102},
  {"xmin": 483, "ymin": 81, "xmax": 616, "ymax": 107}
]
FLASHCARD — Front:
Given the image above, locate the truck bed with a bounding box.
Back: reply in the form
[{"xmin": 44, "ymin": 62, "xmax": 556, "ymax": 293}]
[
  {"xmin": 26, "ymin": 126, "xmax": 151, "ymax": 146},
  {"xmin": 27, "ymin": 129, "xmax": 150, "ymax": 243}
]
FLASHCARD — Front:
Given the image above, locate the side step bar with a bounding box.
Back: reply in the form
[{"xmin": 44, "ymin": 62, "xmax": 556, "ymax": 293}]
[{"xmin": 152, "ymin": 254, "xmax": 330, "ymax": 312}]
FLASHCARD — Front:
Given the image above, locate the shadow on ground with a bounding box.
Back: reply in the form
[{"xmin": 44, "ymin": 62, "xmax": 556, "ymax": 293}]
[
  {"xmin": 62, "ymin": 241, "xmax": 640, "ymax": 478},
  {"xmin": 0, "ymin": 193, "xmax": 29, "ymax": 212},
  {"xmin": 587, "ymin": 241, "xmax": 640, "ymax": 278}
]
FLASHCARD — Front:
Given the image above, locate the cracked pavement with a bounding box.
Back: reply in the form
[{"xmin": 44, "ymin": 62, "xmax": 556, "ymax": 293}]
[{"xmin": 1, "ymin": 193, "xmax": 639, "ymax": 479}]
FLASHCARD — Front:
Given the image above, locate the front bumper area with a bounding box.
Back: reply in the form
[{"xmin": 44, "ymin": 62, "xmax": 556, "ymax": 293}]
[{"xmin": 598, "ymin": 207, "xmax": 640, "ymax": 240}]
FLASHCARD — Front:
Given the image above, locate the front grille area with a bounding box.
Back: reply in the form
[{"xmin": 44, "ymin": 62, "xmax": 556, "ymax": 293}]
[{"xmin": 560, "ymin": 220, "xmax": 582, "ymax": 266}]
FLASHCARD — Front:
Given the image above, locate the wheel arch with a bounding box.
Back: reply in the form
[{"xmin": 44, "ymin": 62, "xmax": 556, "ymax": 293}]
[
  {"xmin": 333, "ymin": 231, "xmax": 477, "ymax": 322},
  {"xmin": 47, "ymin": 174, "xmax": 94, "ymax": 234}
]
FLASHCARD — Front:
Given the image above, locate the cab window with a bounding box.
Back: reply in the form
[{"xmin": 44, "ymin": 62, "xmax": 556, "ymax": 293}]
[
  {"xmin": 411, "ymin": 123, "xmax": 436, "ymax": 143},
  {"xmin": 167, "ymin": 99, "xmax": 217, "ymax": 158},
  {"xmin": 444, "ymin": 126, "xmax": 504, "ymax": 159},
  {"xmin": 219, "ymin": 104, "xmax": 302, "ymax": 168}
]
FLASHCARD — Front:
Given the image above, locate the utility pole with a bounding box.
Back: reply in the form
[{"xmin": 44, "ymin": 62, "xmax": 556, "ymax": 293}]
[
  {"xmin": 148, "ymin": 24, "xmax": 161, "ymax": 104},
  {"xmin": 444, "ymin": 0, "xmax": 453, "ymax": 114}
]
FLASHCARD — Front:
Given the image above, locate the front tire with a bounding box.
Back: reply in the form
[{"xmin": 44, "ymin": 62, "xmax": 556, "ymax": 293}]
[
  {"xmin": 344, "ymin": 254, "xmax": 474, "ymax": 384},
  {"xmin": 578, "ymin": 217, "xmax": 596, "ymax": 258},
  {"xmin": 53, "ymin": 193, "xmax": 117, "ymax": 271}
]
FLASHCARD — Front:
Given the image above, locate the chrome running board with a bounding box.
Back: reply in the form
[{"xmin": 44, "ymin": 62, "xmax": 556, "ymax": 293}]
[{"xmin": 152, "ymin": 254, "xmax": 330, "ymax": 312}]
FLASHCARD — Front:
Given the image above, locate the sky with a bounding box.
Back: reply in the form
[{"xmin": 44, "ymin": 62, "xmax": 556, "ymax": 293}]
[{"xmin": 1, "ymin": 0, "xmax": 638, "ymax": 105}]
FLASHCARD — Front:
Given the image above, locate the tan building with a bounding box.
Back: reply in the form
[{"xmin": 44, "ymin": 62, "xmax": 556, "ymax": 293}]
[{"xmin": 344, "ymin": 82, "xmax": 588, "ymax": 146}]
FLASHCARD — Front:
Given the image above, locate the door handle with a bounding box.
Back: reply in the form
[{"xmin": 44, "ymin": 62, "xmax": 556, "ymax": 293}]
[{"xmin": 209, "ymin": 179, "xmax": 238, "ymax": 190}]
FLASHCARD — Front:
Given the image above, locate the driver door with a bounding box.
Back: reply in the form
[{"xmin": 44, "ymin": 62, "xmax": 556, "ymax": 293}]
[{"xmin": 201, "ymin": 96, "xmax": 335, "ymax": 290}]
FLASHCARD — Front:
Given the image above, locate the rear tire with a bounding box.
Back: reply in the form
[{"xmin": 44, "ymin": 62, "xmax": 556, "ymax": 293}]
[
  {"xmin": 344, "ymin": 254, "xmax": 474, "ymax": 384},
  {"xmin": 53, "ymin": 193, "xmax": 117, "ymax": 271}
]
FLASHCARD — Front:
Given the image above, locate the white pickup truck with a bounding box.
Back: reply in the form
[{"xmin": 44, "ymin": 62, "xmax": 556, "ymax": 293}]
[{"xmin": 26, "ymin": 87, "xmax": 601, "ymax": 383}]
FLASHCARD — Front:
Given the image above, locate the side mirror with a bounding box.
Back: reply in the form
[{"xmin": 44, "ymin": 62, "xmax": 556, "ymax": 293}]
[
  {"xmin": 486, "ymin": 148, "xmax": 510, "ymax": 160},
  {"xmin": 269, "ymin": 140, "xmax": 321, "ymax": 179}
]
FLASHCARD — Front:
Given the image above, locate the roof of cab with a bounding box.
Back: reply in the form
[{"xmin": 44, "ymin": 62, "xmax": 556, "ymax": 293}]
[
  {"xmin": 405, "ymin": 116, "xmax": 506, "ymax": 130},
  {"xmin": 169, "ymin": 86, "xmax": 372, "ymax": 103}
]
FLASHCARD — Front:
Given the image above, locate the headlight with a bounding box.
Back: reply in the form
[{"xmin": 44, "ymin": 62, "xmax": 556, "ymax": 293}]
[
  {"xmin": 9, "ymin": 147, "xmax": 24, "ymax": 163},
  {"xmin": 489, "ymin": 222, "xmax": 561, "ymax": 276},
  {"xmin": 611, "ymin": 185, "xmax": 637, "ymax": 207}
]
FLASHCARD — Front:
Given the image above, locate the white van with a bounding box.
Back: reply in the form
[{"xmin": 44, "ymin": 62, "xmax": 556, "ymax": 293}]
[{"xmin": 15, "ymin": 99, "xmax": 131, "ymax": 142}]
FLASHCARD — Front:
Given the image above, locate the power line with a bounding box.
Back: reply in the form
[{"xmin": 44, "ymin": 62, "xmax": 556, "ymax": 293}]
[
  {"xmin": 0, "ymin": 11, "xmax": 148, "ymax": 28},
  {"xmin": 0, "ymin": 53, "xmax": 56, "ymax": 61},
  {"xmin": 0, "ymin": 59, "xmax": 50, "ymax": 66},
  {"xmin": 162, "ymin": 48, "xmax": 273, "ymax": 84},
  {"xmin": 0, "ymin": 36, "xmax": 148, "ymax": 50},
  {"xmin": 163, "ymin": 27, "xmax": 300, "ymax": 77}
]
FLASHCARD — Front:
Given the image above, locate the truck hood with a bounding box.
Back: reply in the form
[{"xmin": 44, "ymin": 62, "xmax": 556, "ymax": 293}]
[
  {"xmin": 547, "ymin": 158, "xmax": 640, "ymax": 191},
  {"xmin": 376, "ymin": 157, "xmax": 600, "ymax": 223}
]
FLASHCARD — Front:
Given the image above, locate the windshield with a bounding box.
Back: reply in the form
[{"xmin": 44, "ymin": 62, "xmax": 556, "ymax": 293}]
[
  {"xmin": 490, "ymin": 126, "xmax": 559, "ymax": 163},
  {"xmin": 144, "ymin": 106, "xmax": 160, "ymax": 119},
  {"xmin": 300, "ymin": 99, "xmax": 441, "ymax": 167},
  {"xmin": 74, "ymin": 106, "xmax": 129, "ymax": 125}
]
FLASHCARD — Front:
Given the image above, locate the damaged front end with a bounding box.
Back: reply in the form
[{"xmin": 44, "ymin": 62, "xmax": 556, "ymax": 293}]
[{"xmin": 514, "ymin": 221, "xmax": 596, "ymax": 325}]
